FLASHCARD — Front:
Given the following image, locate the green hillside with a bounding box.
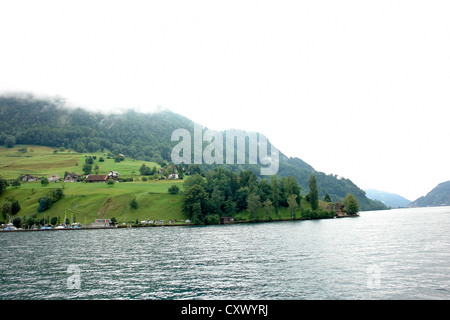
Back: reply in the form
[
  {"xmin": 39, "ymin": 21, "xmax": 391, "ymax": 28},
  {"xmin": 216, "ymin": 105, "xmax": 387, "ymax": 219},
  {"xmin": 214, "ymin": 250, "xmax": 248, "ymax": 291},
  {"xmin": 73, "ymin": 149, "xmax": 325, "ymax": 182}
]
[
  {"xmin": 409, "ymin": 181, "xmax": 450, "ymax": 208},
  {"xmin": 0, "ymin": 145, "xmax": 184, "ymax": 224},
  {"xmin": 0, "ymin": 93, "xmax": 386, "ymax": 211}
]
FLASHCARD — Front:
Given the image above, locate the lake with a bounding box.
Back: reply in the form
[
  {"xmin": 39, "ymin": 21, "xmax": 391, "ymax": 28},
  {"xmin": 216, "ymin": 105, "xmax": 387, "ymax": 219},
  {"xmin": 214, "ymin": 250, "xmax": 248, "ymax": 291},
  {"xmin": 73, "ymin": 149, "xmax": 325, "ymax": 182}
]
[{"xmin": 1, "ymin": 206, "xmax": 449, "ymax": 300}]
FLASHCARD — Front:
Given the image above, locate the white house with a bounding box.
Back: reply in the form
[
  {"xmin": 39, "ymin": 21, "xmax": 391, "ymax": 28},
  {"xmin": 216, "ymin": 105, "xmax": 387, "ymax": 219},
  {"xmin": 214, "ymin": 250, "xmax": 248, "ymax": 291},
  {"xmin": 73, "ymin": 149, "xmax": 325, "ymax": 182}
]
[{"xmin": 108, "ymin": 171, "xmax": 120, "ymax": 181}]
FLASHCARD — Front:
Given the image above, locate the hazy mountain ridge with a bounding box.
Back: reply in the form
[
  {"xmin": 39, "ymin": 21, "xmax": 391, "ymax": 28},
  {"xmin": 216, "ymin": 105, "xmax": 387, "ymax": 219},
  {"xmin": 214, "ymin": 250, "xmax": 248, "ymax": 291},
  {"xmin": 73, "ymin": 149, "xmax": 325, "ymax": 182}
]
[
  {"xmin": 409, "ymin": 181, "xmax": 450, "ymax": 208},
  {"xmin": 0, "ymin": 93, "xmax": 386, "ymax": 211},
  {"xmin": 365, "ymin": 189, "xmax": 411, "ymax": 208}
]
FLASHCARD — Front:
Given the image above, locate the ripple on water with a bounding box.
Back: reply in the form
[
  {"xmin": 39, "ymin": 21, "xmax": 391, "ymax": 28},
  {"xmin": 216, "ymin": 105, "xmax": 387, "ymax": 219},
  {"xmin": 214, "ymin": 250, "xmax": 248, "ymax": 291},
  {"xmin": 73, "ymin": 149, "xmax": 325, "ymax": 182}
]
[{"xmin": 1, "ymin": 207, "xmax": 450, "ymax": 299}]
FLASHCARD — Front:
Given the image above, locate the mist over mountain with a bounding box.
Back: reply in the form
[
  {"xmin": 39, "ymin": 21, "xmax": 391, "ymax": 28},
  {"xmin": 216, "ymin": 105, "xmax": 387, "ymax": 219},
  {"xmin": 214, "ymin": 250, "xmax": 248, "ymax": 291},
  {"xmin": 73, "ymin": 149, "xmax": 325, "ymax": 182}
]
[
  {"xmin": 0, "ymin": 93, "xmax": 386, "ymax": 211},
  {"xmin": 409, "ymin": 181, "xmax": 450, "ymax": 208},
  {"xmin": 365, "ymin": 189, "xmax": 411, "ymax": 208}
]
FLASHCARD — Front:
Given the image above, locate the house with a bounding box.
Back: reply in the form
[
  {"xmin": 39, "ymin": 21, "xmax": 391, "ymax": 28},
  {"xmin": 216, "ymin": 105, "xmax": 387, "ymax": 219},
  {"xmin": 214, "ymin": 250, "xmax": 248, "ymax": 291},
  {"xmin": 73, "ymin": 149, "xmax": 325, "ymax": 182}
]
[
  {"xmin": 158, "ymin": 168, "xmax": 165, "ymax": 174},
  {"xmin": 117, "ymin": 153, "xmax": 125, "ymax": 158},
  {"xmin": 48, "ymin": 175, "xmax": 61, "ymax": 182},
  {"xmin": 334, "ymin": 202, "xmax": 346, "ymax": 217},
  {"xmin": 91, "ymin": 219, "xmax": 112, "ymax": 228},
  {"xmin": 86, "ymin": 174, "xmax": 109, "ymax": 183},
  {"xmin": 220, "ymin": 217, "xmax": 235, "ymax": 224},
  {"xmin": 108, "ymin": 170, "xmax": 120, "ymax": 181},
  {"xmin": 167, "ymin": 173, "xmax": 179, "ymax": 180},
  {"xmin": 64, "ymin": 173, "xmax": 80, "ymax": 182},
  {"xmin": 22, "ymin": 174, "xmax": 40, "ymax": 182}
]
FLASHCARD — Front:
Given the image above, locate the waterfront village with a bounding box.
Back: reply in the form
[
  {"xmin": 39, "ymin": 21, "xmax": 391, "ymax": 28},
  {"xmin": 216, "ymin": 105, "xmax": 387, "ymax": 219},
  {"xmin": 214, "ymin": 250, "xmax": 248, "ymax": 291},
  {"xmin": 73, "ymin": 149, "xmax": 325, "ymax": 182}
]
[{"xmin": 1, "ymin": 157, "xmax": 188, "ymax": 231}]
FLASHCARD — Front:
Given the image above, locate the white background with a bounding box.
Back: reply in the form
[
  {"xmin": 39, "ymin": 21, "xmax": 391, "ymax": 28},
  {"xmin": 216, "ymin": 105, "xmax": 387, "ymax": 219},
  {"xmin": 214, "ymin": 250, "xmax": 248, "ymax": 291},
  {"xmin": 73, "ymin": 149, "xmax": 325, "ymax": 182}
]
[{"xmin": 1, "ymin": 0, "xmax": 449, "ymax": 201}]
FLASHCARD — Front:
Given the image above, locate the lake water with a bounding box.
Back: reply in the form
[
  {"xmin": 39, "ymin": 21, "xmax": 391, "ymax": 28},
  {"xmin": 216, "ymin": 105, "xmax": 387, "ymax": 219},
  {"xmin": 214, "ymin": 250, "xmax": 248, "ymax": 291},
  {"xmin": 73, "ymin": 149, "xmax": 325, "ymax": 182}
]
[{"xmin": 1, "ymin": 206, "xmax": 450, "ymax": 300}]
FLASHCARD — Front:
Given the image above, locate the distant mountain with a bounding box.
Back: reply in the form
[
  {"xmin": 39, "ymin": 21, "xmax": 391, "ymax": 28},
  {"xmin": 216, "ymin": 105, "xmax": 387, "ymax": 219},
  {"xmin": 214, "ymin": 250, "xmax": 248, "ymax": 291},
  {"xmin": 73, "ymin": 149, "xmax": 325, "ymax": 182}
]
[
  {"xmin": 365, "ymin": 189, "xmax": 411, "ymax": 208},
  {"xmin": 409, "ymin": 181, "xmax": 450, "ymax": 208},
  {"xmin": 0, "ymin": 93, "xmax": 387, "ymax": 211}
]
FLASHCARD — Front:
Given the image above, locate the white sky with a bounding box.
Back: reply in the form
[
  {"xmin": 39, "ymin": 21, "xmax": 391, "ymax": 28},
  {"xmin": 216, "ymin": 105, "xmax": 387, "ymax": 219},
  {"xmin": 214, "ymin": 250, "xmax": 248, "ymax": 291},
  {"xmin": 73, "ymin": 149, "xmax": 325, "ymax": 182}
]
[{"xmin": 1, "ymin": 0, "xmax": 449, "ymax": 201}]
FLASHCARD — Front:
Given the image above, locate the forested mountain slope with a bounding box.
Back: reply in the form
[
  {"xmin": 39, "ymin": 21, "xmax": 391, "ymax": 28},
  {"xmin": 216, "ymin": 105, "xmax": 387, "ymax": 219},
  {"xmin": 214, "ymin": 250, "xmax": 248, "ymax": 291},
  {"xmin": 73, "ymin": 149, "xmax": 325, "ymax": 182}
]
[{"xmin": 0, "ymin": 93, "xmax": 386, "ymax": 211}]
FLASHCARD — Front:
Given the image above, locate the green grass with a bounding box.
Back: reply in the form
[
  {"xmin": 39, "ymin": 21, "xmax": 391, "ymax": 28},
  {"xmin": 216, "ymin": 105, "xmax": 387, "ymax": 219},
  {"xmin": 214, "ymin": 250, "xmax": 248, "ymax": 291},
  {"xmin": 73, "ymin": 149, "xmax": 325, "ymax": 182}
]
[
  {"xmin": 0, "ymin": 180, "xmax": 185, "ymax": 225},
  {"xmin": 0, "ymin": 145, "xmax": 184, "ymax": 225},
  {"xmin": 0, "ymin": 145, "xmax": 160, "ymax": 180}
]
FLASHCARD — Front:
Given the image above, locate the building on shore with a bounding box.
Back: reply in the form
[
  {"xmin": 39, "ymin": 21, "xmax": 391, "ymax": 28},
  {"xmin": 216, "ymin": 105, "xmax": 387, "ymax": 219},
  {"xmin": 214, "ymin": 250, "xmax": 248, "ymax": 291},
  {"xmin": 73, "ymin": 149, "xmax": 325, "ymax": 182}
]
[
  {"xmin": 91, "ymin": 219, "xmax": 112, "ymax": 228},
  {"xmin": 220, "ymin": 217, "xmax": 235, "ymax": 224}
]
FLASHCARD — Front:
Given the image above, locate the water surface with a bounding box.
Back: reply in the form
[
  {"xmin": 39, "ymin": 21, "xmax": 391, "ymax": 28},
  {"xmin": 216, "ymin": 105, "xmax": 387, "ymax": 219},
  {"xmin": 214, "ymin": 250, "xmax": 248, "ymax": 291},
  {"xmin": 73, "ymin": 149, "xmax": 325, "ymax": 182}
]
[{"xmin": 1, "ymin": 206, "xmax": 449, "ymax": 299}]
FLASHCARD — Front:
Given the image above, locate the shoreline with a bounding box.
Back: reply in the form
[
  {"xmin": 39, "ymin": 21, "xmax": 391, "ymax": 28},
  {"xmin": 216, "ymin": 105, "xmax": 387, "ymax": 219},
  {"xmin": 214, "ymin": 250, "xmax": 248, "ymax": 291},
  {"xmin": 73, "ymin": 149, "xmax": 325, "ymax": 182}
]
[{"xmin": 0, "ymin": 214, "xmax": 355, "ymax": 233}]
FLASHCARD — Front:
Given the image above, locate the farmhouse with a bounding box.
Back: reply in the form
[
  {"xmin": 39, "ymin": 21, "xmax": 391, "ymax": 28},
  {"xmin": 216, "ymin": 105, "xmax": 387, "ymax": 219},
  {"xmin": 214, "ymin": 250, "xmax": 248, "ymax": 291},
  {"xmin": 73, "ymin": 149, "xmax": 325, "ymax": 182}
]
[
  {"xmin": 22, "ymin": 174, "xmax": 40, "ymax": 182},
  {"xmin": 108, "ymin": 170, "xmax": 120, "ymax": 181},
  {"xmin": 64, "ymin": 173, "xmax": 81, "ymax": 182},
  {"xmin": 86, "ymin": 174, "xmax": 108, "ymax": 183},
  {"xmin": 167, "ymin": 173, "xmax": 179, "ymax": 180},
  {"xmin": 48, "ymin": 175, "xmax": 61, "ymax": 182}
]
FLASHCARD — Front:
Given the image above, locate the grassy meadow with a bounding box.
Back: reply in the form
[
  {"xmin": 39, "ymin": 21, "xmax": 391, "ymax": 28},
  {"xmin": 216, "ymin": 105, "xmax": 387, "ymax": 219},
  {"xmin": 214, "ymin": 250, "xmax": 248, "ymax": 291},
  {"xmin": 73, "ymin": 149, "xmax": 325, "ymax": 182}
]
[
  {"xmin": 0, "ymin": 145, "xmax": 160, "ymax": 180},
  {"xmin": 0, "ymin": 145, "xmax": 185, "ymax": 225}
]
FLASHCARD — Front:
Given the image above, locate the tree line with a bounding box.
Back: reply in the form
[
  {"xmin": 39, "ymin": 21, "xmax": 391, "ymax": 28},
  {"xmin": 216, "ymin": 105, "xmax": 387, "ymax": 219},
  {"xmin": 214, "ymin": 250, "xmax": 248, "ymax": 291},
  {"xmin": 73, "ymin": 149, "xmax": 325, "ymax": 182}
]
[{"xmin": 181, "ymin": 167, "xmax": 344, "ymax": 225}]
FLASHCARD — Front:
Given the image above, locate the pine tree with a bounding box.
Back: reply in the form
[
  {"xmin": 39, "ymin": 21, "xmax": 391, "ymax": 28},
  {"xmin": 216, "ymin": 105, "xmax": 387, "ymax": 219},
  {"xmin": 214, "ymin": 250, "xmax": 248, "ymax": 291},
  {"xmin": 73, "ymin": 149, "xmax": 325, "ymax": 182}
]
[{"xmin": 309, "ymin": 174, "xmax": 319, "ymax": 211}]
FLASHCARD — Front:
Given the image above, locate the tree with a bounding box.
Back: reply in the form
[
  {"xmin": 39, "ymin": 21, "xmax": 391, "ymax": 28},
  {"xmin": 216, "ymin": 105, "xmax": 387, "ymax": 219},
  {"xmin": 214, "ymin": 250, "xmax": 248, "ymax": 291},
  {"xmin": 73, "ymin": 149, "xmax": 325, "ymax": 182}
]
[
  {"xmin": 207, "ymin": 187, "xmax": 225, "ymax": 215},
  {"xmin": 183, "ymin": 173, "xmax": 205, "ymax": 189},
  {"xmin": 236, "ymin": 187, "xmax": 249, "ymax": 211},
  {"xmin": 308, "ymin": 174, "xmax": 319, "ymax": 211},
  {"xmin": 37, "ymin": 188, "xmax": 63, "ymax": 213},
  {"xmin": 129, "ymin": 197, "xmax": 138, "ymax": 210},
  {"xmin": 7, "ymin": 197, "xmax": 20, "ymax": 216},
  {"xmin": 168, "ymin": 185, "xmax": 180, "ymax": 195},
  {"xmin": 41, "ymin": 177, "xmax": 49, "ymax": 186},
  {"xmin": 4, "ymin": 135, "xmax": 15, "ymax": 148},
  {"xmin": 191, "ymin": 202, "xmax": 202, "ymax": 225},
  {"xmin": 1, "ymin": 202, "xmax": 12, "ymax": 221},
  {"xmin": 0, "ymin": 175, "xmax": 8, "ymax": 195},
  {"xmin": 263, "ymin": 199, "xmax": 274, "ymax": 220},
  {"xmin": 12, "ymin": 217, "xmax": 22, "ymax": 229},
  {"xmin": 270, "ymin": 175, "xmax": 280, "ymax": 216},
  {"xmin": 139, "ymin": 163, "xmax": 152, "ymax": 175},
  {"xmin": 323, "ymin": 194, "xmax": 331, "ymax": 202},
  {"xmin": 287, "ymin": 194, "xmax": 298, "ymax": 219},
  {"xmin": 107, "ymin": 179, "xmax": 115, "ymax": 187},
  {"xmin": 247, "ymin": 193, "xmax": 262, "ymax": 220},
  {"xmin": 82, "ymin": 163, "xmax": 92, "ymax": 175},
  {"xmin": 343, "ymin": 193, "xmax": 359, "ymax": 215},
  {"xmin": 94, "ymin": 164, "xmax": 99, "ymax": 174},
  {"xmin": 37, "ymin": 196, "xmax": 52, "ymax": 212},
  {"xmin": 182, "ymin": 184, "xmax": 208, "ymax": 222}
]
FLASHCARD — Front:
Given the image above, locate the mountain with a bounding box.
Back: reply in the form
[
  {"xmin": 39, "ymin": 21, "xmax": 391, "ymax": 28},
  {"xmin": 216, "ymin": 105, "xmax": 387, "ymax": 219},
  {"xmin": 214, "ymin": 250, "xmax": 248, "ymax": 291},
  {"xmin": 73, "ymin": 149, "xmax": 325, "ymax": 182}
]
[
  {"xmin": 365, "ymin": 189, "xmax": 411, "ymax": 208},
  {"xmin": 0, "ymin": 93, "xmax": 386, "ymax": 211},
  {"xmin": 409, "ymin": 181, "xmax": 450, "ymax": 208}
]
